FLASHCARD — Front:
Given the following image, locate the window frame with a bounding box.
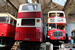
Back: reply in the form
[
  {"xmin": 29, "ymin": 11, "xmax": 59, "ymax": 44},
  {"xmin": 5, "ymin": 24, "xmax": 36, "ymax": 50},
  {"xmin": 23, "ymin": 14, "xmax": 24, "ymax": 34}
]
[
  {"xmin": 57, "ymin": 13, "xmax": 64, "ymax": 17},
  {"xmin": 9, "ymin": 17, "xmax": 16, "ymax": 26},
  {"xmin": 49, "ymin": 13, "xmax": 56, "ymax": 17},
  {"xmin": 13, "ymin": 20, "xmax": 16, "ymax": 26},
  {"xmin": 21, "ymin": 19, "xmax": 35, "ymax": 26},
  {"xmin": 0, "ymin": 16, "xmax": 9, "ymax": 23},
  {"xmin": 22, "ymin": 4, "xmax": 38, "ymax": 11}
]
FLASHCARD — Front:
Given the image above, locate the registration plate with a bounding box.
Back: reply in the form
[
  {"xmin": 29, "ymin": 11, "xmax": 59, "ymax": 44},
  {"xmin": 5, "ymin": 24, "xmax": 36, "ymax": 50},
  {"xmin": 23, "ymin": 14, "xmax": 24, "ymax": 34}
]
[
  {"xmin": 56, "ymin": 37, "xmax": 60, "ymax": 39},
  {"xmin": 25, "ymin": 38, "xmax": 29, "ymax": 40}
]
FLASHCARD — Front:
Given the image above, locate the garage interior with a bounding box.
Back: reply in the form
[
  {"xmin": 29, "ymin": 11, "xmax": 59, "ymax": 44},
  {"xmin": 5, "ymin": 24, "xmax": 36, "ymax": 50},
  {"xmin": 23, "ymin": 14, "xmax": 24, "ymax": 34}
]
[{"xmin": 0, "ymin": 0, "xmax": 75, "ymax": 50}]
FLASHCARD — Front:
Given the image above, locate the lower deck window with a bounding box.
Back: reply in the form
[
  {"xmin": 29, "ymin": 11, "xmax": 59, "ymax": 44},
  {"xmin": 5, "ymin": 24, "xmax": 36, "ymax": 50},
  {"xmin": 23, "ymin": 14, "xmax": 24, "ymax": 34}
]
[
  {"xmin": 0, "ymin": 17, "xmax": 9, "ymax": 23},
  {"xmin": 21, "ymin": 19, "xmax": 35, "ymax": 26},
  {"xmin": 49, "ymin": 24, "xmax": 56, "ymax": 28}
]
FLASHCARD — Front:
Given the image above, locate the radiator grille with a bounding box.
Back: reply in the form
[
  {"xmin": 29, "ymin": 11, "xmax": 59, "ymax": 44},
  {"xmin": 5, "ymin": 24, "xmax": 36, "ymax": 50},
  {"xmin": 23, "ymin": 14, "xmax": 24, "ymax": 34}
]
[{"xmin": 53, "ymin": 31, "xmax": 62, "ymax": 37}]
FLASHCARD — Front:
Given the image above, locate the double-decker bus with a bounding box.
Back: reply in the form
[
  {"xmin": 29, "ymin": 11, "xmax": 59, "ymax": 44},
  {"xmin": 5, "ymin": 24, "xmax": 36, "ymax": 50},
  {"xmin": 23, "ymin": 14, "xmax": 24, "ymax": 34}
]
[
  {"xmin": 46, "ymin": 11, "xmax": 70, "ymax": 43},
  {"xmin": 15, "ymin": 3, "xmax": 43, "ymax": 42},
  {"xmin": 0, "ymin": 13, "xmax": 17, "ymax": 45}
]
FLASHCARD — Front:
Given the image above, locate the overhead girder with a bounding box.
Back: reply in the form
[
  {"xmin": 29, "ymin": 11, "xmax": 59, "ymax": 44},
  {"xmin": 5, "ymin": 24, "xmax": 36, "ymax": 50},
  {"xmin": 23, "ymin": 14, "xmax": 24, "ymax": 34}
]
[
  {"xmin": 65, "ymin": 3, "xmax": 75, "ymax": 17},
  {"xmin": 32, "ymin": 0, "xmax": 35, "ymax": 3},
  {"xmin": 63, "ymin": 0, "xmax": 75, "ymax": 17},
  {"xmin": 63, "ymin": 0, "xmax": 70, "ymax": 11},
  {"xmin": 36, "ymin": 0, "xmax": 39, "ymax": 3},
  {"xmin": 32, "ymin": 0, "xmax": 39, "ymax": 3},
  {"xmin": 6, "ymin": 0, "xmax": 18, "ymax": 11},
  {"xmin": 42, "ymin": 0, "xmax": 52, "ymax": 11},
  {"xmin": 25, "ymin": 0, "xmax": 28, "ymax": 3}
]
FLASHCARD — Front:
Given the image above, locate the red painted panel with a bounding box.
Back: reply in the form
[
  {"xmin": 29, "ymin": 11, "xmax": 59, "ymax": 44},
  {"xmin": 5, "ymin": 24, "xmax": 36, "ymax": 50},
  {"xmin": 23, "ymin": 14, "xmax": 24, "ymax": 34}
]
[
  {"xmin": 15, "ymin": 27, "xmax": 43, "ymax": 42},
  {"xmin": 48, "ymin": 29, "xmax": 66, "ymax": 40},
  {"xmin": 17, "ymin": 12, "xmax": 44, "ymax": 24},
  {"xmin": 0, "ymin": 23, "xmax": 15, "ymax": 38},
  {"xmin": 17, "ymin": 12, "xmax": 42, "ymax": 18},
  {"xmin": 7, "ymin": 24, "xmax": 15, "ymax": 38},
  {"xmin": 15, "ymin": 37, "xmax": 42, "ymax": 42}
]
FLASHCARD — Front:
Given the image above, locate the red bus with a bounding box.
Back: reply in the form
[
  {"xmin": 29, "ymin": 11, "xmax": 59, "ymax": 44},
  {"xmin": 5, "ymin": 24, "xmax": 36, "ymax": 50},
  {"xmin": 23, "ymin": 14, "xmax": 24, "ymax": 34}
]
[
  {"xmin": 15, "ymin": 3, "xmax": 43, "ymax": 42},
  {"xmin": 0, "ymin": 13, "xmax": 17, "ymax": 45},
  {"xmin": 45, "ymin": 11, "xmax": 71, "ymax": 43}
]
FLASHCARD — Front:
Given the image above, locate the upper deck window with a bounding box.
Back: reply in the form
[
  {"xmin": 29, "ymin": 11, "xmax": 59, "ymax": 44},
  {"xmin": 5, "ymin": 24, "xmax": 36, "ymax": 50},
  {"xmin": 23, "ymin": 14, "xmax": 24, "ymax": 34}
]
[
  {"xmin": 21, "ymin": 19, "xmax": 35, "ymax": 26},
  {"xmin": 0, "ymin": 17, "xmax": 9, "ymax": 23},
  {"xmin": 57, "ymin": 13, "xmax": 64, "ymax": 17},
  {"xmin": 22, "ymin": 5, "xmax": 37, "ymax": 11},
  {"xmin": 49, "ymin": 13, "xmax": 56, "ymax": 17}
]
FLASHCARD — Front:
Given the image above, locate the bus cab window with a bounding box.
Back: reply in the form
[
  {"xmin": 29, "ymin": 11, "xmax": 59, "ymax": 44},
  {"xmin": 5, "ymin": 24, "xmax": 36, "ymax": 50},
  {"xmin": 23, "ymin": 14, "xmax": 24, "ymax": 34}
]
[
  {"xmin": 48, "ymin": 24, "xmax": 56, "ymax": 30},
  {"xmin": 57, "ymin": 13, "xmax": 64, "ymax": 17},
  {"xmin": 49, "ymin": 13, "xmax": 56, "ymax": 17}
]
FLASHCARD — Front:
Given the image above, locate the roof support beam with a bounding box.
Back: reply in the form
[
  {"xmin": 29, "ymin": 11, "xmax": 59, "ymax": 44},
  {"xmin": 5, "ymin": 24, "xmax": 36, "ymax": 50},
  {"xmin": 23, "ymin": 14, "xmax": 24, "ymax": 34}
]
[
  {"xmin": 51, "ymin": 4, "xmax": 58, "ymax": 9},
  {"xmin": 43, "ymin": 0, "xmax": 46, "ymax": 5},
  {"xmin": 32, "ymin": 0, "xmax": 35, "ymax": 3},
  {"xmin": 62, "ymin": 0, "xmax": 70, "ymax": 11},
  {"xmin": 36, "ymin": 0, "xmax": 39, "ymax": 3},
  {"xmin": 32, "ymin": 0, "xmax": 39, "ymax": 3},
  {"xmin": 65, "ymin": 3, "xmax": 75, "ymax": 17},
  {"xmin": 52, "ymin": 2, "xmax": 63, "ymax": 10},
  {"xmin": 0, "ymin": 6, "xmax": 10, "ymax": 13},
  {"xmin": 6, "ymin": 0, "xmax": 18, "ymax": 11},
  {"xmin": 25, "ymin": 0, "xmax": 28, "ymax": 3},
  {"xmin": 42, "ymin": 0, "xmax": 52, "ymax": 11}
]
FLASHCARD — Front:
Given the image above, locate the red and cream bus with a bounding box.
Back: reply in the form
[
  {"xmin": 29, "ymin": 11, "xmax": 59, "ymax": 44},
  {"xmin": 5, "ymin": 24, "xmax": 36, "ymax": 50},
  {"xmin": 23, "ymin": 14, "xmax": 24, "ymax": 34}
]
[
  {"xmin": 0, "ymin": 13, "xmax": 17, "ymax": 45},
  {"xmin": 15, "ymin": 3, "xmax": 43, "ymax": 42},
  {"xmin": 46, "ymin": 11, "xmax": 71, "ymax": 43}
]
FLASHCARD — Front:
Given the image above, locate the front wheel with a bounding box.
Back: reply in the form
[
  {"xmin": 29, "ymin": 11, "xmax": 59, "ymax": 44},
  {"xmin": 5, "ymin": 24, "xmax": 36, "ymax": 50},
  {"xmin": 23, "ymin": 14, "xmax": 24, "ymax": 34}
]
[
  {"xmin": 64, "ymin": 34, "xmax": 69, "ymax": 43},
  {"xmin": 64, "ymin": 40, "xmax": 69, "ymax": 43}
]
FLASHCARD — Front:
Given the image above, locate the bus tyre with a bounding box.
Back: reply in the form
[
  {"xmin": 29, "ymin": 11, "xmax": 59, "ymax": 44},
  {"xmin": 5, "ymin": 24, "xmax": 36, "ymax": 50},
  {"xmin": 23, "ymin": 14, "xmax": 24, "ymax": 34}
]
[
  {"xmin": 43, "ymin": 34, "xmax": 46, "ymax": 42},
  {"xmin": 64, "ymin": 40, "xmax": 68, "ymax": 43},
  {"xmin": 64, "ymin": 34, "xmax": 69, "ymax": 43}
]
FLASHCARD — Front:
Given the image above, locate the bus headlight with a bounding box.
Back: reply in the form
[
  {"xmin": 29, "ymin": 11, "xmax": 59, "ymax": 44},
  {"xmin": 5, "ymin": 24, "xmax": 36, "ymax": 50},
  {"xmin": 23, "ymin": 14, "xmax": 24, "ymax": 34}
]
[
  {"xmin": 2, "ymin": 31, "xmax": 4, "ymax": 35},
  {"xmin": 36, "ymin": 19, "xmax": 40, "ymax": 23},
  {"xmin": 63, "ymin": 34, "xmax": 65, "ymax": 36},
  {"xmin": 50, "ymin": 34, "xmax": 52, "ymax": 36}
]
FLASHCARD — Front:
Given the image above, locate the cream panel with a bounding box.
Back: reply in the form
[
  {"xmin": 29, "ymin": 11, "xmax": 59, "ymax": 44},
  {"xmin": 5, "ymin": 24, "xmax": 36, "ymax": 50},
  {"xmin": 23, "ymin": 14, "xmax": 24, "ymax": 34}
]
[
  {"xmin": 48, "ymin": 18, "xmax": 55, "ymax": 23},
  {"xmin": 0, "ymin": 13, "xmax": 8, "ymax": 16},
  {"xmin": 48, "ymin": 18, "xmax": 66, "ymax": 23},
  {"xmin": 16, "ymin": 18, "xmax": 43, "ymax": 27}
]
